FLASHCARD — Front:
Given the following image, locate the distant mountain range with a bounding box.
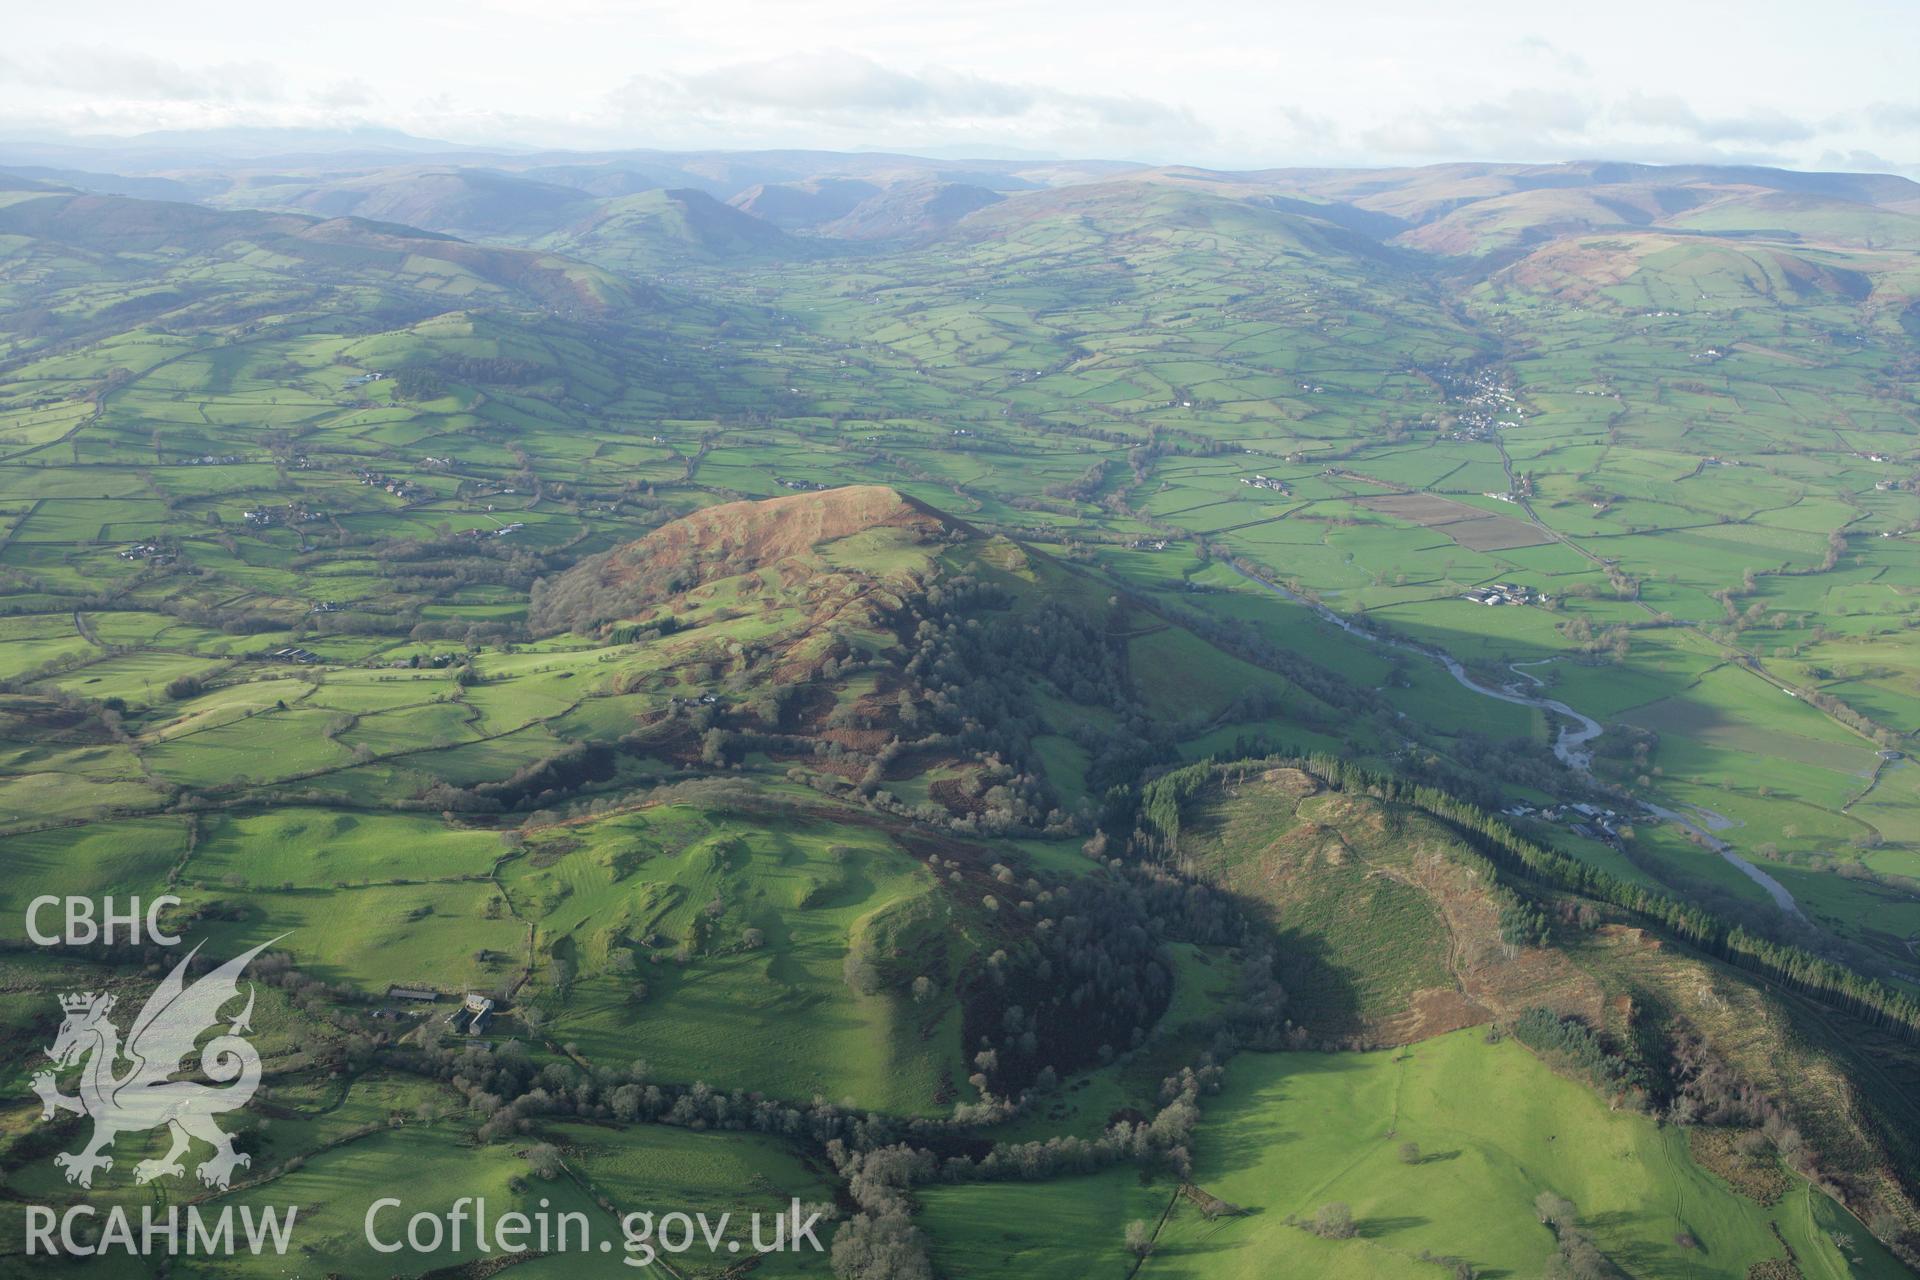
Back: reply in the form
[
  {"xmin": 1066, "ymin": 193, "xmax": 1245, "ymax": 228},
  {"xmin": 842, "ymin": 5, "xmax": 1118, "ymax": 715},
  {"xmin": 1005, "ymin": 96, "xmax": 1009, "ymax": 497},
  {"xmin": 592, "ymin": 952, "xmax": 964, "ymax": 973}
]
[{"xmin": 6, "ymin": 132, "xmax": 1917, "ymax": 265}]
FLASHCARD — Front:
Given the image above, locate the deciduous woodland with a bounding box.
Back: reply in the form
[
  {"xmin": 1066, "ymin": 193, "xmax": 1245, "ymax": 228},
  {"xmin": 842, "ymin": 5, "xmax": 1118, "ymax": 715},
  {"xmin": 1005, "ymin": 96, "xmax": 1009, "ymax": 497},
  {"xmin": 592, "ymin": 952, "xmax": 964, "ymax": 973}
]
[{"xmin": 1, "ymin": 148, "xmax": 1918, "ymax": 1278}]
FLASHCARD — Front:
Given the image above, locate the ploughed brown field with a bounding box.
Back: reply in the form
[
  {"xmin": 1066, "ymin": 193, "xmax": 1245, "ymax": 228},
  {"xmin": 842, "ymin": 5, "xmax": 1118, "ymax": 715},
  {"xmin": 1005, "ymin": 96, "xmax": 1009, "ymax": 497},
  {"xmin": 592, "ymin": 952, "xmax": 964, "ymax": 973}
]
[{"xmin": 1359, "ymin": 492, "xmax": 1552, "ymax": 549}]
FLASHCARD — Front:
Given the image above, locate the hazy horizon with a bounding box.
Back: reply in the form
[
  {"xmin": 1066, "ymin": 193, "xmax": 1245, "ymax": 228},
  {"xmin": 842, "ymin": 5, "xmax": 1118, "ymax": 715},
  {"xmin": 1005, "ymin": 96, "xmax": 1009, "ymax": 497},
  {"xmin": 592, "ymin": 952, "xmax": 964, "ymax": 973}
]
[
  {"xmin": 2, "ymin": 0, "xmax": 1915, "ymax": 177},
  {"xmin": 3, "ymin": 125, "xmax": 1919, "ymax": 185}
]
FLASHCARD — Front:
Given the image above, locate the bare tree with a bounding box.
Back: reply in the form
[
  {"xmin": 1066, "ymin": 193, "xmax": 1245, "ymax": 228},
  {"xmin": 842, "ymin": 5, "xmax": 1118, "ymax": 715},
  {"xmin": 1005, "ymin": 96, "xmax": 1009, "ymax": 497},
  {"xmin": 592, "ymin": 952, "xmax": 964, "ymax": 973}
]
[{"xmin": 1310, "ymin": 1202, "xmax": 1356, "ymax": 1239}]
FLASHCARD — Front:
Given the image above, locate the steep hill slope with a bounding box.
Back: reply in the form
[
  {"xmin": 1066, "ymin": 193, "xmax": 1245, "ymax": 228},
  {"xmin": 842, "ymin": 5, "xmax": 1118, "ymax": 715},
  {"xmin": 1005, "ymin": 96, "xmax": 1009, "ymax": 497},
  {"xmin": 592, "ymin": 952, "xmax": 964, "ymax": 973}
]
[
  {"xmin": 252, "ymin": 165, "xmax": 598, "ymax": 235},
  {"xmin": 1485, "ymin": 231, "xmax": 1900, "ymax": 311},
  {"xmin": 1078, "ymin": 161, "xmax": 1920, "ymax": 259},
  {"xmin": 1151, "ymin": 758, "xmax": 1920, "ymax": 1244},
  {"xmin": 951, "ymin": 178, "xmax": 1404, "ymax": 264},
  {"xmin": 537, "ymin": 186, "xmax": 808, "ymax": 270},
  {"xmin": 1266, "ymin": 160, "xmax": 1920, "ymax": 227},
  {"xmin": 1397, "ymin": 180, "xmax": 1920, "ymax": 255},
  {"xmin": 817, "ymin": 180, "xmax": 1006, "ymax": 241},
  {"xmin": 1666, "ymin": 188, "xmax": 1920, "ymax": 249},
  {"xmin": 530, "ymin": 484, "xmax": 960, "ymax": 633},
  {"xmin": 530, "ymin": 487, "xmax": 1372, "ymax": 830},
  {"xmin": 0, "ymin": 183, "xmax": 643, "ymax": 331},
  {"xmin": 728, "ymin": 176, "xmax": 884, "ymax": 229}
]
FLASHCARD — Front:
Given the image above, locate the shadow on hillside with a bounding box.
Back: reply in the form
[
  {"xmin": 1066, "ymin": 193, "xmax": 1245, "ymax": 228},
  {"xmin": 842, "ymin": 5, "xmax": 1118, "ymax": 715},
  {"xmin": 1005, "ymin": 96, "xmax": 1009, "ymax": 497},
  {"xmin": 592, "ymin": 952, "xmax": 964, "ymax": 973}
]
[
  {"xmin": 1268, "ymin": 923, "xmax": 1368, "ymax": 1040},
  {"xmin": 1195, "ymin": 1052, "xmax": 1375, "ymax": 1180},
  {"xmin": 1410, "ymin": 1148, "xmax": 1462, "ymax": 1164},
  {"xmin": 1576, "ymin": 1209, "xmax": 1692, "ymax": 1278}
]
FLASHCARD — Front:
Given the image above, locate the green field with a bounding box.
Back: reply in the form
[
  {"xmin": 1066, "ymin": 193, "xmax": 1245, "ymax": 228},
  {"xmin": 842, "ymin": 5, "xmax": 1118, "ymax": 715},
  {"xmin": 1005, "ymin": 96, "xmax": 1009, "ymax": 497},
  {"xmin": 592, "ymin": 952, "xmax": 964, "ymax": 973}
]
[
  {"xmin": 922, "ymin": 1030, "xmax": 1907, "ymax": 1280},
  {"xmin": 0, "ymin": 150, "xmax": 1916, "ymax": 1276}
]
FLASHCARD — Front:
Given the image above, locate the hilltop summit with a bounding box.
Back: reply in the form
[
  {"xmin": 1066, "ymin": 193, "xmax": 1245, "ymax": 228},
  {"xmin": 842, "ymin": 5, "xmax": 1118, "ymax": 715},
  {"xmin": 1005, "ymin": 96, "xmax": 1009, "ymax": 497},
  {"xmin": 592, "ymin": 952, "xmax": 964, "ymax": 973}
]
[{"xmin": 529, "ymin": 485, "xmax": 964, "ymax": 635}]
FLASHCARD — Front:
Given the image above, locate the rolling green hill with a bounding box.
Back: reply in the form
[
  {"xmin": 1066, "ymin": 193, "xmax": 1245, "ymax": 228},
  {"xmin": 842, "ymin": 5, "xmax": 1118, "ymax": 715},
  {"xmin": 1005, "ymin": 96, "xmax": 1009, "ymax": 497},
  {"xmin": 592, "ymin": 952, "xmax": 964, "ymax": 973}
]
[
  {"xmin": 817, "ymin": 180, "xmax": 1007, "ymax": 241},
  {"xmin": 538, "ymin": 187, "xmax": 811, "ymax": 270},
  {"xmin": 527, "ymin": 485, "xmax": 1369, "ymax": 825},
  {"xmin": 1157, "ymin": 760, "xmax": 1920, "ymax": 1217},
  {"xmin": 0, "ymin": 149, "xmax": 1916, "ymax": 1277},
  {"xmin": 236, "ymin": 165, "xmax": 601, "ymax": 237}
]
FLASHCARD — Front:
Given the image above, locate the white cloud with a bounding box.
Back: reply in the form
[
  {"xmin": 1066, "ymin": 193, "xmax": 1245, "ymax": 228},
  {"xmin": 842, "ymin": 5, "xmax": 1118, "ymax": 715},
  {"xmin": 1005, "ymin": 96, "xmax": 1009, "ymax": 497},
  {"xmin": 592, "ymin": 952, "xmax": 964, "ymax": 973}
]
[
  {"xmin": 1362, "ymin": 91, "xmax": 1593, "ymax": 161},
  {"xmin": 1515, "ymin": 36, "xmax": 1591, "ymax": 78},
  {"xmin": 8, "ymin": 46, "xmax": 282, "ymax": 104},
  {"xmin": 0, "ymin": 2, "xmax": 1913, "ymax": 173},
  {"xmin": 1356, "ymin": 88, "xmax": 1839, "ymax": 168},
  {"xmin": 645, "ymin": 49, "xmax": 1192, "ymax": 130},
  {"xmin": 1611, "ymin": 94, "xmax": 1815, "ymax": 145},
  {"xmin": 312, "ymin": 79, "xmax": 376, "ymax": 110},
  {"xmin": 608, "ymin": 49, "xmax": 1211, "ymax": 157},
  {"xmin": 1867, "ymin": 102, "xmax": 1920, "ymax": 132},
  {"xmin": 683, "ymin": 51, "xmax": 1027, "ymax": 116}
]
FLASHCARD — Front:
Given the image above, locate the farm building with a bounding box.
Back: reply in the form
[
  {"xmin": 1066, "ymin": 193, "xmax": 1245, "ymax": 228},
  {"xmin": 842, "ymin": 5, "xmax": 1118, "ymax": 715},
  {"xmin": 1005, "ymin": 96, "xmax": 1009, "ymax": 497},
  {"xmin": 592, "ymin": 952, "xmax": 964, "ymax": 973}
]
[{"xmin": 453, "ymin": 993, "xmax": 496, "ymax": 1035}]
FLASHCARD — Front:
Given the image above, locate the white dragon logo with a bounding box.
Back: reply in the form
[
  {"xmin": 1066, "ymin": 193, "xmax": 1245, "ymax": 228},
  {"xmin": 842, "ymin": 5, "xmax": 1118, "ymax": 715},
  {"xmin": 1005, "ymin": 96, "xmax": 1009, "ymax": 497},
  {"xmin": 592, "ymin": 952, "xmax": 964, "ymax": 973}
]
[{"xmin": 30, "ymin": 937, "xmax": 280, "ymax": 1190}]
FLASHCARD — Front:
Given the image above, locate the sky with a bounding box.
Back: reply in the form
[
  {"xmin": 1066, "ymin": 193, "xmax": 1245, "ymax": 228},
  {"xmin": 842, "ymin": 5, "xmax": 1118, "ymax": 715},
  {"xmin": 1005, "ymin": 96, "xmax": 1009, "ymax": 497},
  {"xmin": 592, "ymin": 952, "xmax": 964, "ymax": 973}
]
[{"xmin": 1, "ymin": 0, "xmax": 1916, "ymax": 174}]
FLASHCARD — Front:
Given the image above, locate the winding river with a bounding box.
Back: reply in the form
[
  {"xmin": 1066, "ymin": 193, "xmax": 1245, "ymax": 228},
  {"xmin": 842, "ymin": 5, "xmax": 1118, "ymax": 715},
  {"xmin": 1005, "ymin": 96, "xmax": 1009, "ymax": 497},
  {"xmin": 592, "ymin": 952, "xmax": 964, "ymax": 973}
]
[{"xmin": 1229, "ymin": 564, "xmax": 1806, "ymax": 919}]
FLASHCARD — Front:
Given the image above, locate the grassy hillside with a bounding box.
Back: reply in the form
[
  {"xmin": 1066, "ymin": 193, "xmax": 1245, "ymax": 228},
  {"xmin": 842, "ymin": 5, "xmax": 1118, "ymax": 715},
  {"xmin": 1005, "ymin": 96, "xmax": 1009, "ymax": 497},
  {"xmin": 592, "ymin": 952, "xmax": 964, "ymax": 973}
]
[
  {"xmin": 538, "ymin": 187, "xmax": 810, "ymax": 271},
  {"xmin": 1151, "ymin": 759, "xmax": 1920, "ymax": 1240},
  {"xmin": 0, "ymin": 152, "xmax": 1915, "ymax": 1276},
  {"xmin": 251, "ymin": 166, "xmax": 599, "ymax": 236},
  {"xmin": 516, "ymin": 486, "xmax": 1374, "ymax": 834},
  {"xmin": 923, "ymin": 1029, "xmax": 1909, "ymax": 1280}
]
